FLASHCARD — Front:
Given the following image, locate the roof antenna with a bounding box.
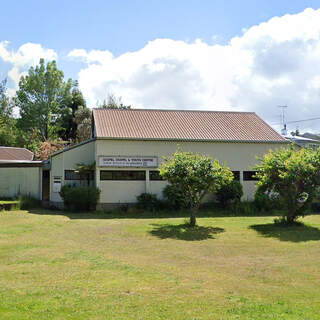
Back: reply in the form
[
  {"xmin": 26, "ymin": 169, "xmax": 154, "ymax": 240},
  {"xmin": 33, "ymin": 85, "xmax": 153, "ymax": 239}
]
[{"xmin": 278, "ymin": 105, "xmax": 288, "ymax": 135}]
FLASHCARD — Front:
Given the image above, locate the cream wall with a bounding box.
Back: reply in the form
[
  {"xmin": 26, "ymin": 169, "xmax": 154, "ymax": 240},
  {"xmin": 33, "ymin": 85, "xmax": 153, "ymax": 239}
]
[
  {"xmin": 0, "ymin": 167, "xmax": 41, "ymax": 199},
  {"xmin": 95, "ymin": 139, "xmax": 286, "ymax": 203},
  {"xmin": 50, "ymin": 141, "xmax": 95, "ymax": 203},
  {"xmin": 50, "ymin": 138, "xmax": 286, "ymax": 205}
]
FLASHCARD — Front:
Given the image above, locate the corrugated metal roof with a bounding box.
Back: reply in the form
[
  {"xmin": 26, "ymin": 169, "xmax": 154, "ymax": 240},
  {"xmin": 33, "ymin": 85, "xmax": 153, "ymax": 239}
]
[
  {"xmin": 93, "ymin": 109, "xmax": 286, "ymax": 143},
  {"xmin": 0, "ymin": 147, "xmax": 34, "ymax": 161}
]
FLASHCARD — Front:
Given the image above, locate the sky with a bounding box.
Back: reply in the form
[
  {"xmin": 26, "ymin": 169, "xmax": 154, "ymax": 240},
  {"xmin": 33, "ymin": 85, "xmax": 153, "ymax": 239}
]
[{"xmin": 1, "ymin": 0, "xmax": 320, "ymax": 133}]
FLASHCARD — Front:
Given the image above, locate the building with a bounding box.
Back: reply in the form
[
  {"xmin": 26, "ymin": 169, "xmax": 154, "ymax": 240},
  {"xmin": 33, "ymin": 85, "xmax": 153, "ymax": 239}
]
[
  {"xmin": 50, "ymin": 109, "xmax": 288, "ymax": 208},
  {"xmin": 0, "ymin": 147, "xmax": 42, "ymax": 199},
  {"xmin": 283, "ymin": 134, "xmax": 320, "ymax": 149}
]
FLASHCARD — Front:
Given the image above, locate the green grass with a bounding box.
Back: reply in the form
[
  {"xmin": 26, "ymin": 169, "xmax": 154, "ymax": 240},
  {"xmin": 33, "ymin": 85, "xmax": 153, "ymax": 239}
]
[
  {"xmin": 0, "ymin": 200, "xmax": 18, "ymax": 204},
  {"xmin": 1, "ymin": 209, "xmax": 320, "ymax": 319}
]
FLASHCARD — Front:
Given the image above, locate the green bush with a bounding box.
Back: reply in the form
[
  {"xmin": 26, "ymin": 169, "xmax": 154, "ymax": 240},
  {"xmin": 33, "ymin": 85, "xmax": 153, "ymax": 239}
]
[
  {"xmin": 231, "ymin": 201, "xmax": 257, "ymax": 216},
  {"xmin": 136, "ymin": 193, "xmax": 161, "ymax": 211},
  {"xmin": 254, "ymin": 192, "xmax": 280, "ymax": 212},
  {"xmin": 162, "ymin": 184, "xmax": 190, "ymax": 210},
  {"xmin": 19, "ymin": 195, "xmax": 42, "ymax": 210},
  {"xmin": 216, "ymin": 180, "xmax": 243, "ymax": 208},
  {"xmin": 60, "ymin": 185, "xmax": 100, "ymax": 211}
]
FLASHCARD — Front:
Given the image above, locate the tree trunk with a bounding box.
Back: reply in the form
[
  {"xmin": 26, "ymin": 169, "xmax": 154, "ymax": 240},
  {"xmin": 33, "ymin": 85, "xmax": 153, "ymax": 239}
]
[{"xmin": 190, "ymin": 203, "xmax": 200, "ymax": 227}]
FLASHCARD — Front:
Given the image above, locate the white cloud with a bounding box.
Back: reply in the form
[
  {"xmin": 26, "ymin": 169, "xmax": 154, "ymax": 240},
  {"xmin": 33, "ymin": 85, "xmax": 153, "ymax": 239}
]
[
  {"xmin": 0, "ymin": 41, "xmax": 57, "ymax": 88},
  {"xmin": 69, "ymin": 7, "xmax": 320, "ymax": 132}
]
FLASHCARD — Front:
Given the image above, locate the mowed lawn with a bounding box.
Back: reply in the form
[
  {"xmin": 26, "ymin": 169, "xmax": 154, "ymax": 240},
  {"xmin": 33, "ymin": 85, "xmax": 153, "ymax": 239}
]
[{"xmin": 1, "ymin": 210, "xmax": 320, "ymax": 319}]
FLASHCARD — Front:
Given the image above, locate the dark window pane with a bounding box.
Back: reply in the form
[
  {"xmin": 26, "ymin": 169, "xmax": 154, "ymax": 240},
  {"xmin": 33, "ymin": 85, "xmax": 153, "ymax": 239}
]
[
  {"xmin": 100, "ymin": 171, "xmax": 113, "ymax": 180},
  {"xmin": 149, "ymin": 170, "xmax": 163, "ymax": 181},
  {"xmin": 65, "ymin": 170, "xmax": 81, "ymax": 180},
  {"xmin": 243, "ymin": 171, "xmax": 258, "ymax": 181},
  {"xmin": 232, "ymin": 171, "xmax": 240, "ymax": 181},
  {"xmin": 100, "ymin": 170, "xmax": 146, "ymax": 181},
  {"xmin": 65, "ymin": 170, "xmax": 94, "ymax": 180}
]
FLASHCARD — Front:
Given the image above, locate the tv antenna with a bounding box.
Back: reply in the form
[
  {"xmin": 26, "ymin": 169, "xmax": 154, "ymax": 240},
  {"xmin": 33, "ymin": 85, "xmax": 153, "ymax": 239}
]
[{"xmin": 278, "ymin": 105, "xmax": 288, "ymax": 126}]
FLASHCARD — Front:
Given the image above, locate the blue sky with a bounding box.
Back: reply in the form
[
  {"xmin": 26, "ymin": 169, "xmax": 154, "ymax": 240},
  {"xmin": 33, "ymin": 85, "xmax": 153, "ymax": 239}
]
[{"xmin": 1, "ymin": 1, "xmax": 320, "ymax": 131}]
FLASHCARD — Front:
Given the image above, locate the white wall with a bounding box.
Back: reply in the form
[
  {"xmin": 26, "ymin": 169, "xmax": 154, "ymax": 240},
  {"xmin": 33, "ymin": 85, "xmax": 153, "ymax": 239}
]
[
  {"xmin": 96, "ymin": 139, "xmax": 286, "ymax": 203},
  {"xmin": 50, "ymin": 141, "xmax": 95, "ymax": 203},
  {"xmin": 0, "ymin": 167, "xmax": 41, "ymax": 199}
]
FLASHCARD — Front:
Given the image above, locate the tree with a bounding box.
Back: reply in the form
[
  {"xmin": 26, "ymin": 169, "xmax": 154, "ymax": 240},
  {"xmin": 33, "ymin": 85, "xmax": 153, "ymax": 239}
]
[
  {"xmin": 99, "ymin": 94, "xmax": 131, "ymax": 109},
  {"xmin": 15, "ymin": 59, "xmax": 73, "ymax": 142},
  {"xmin": 255, "ymin": 147, "xmax": 320, "ymax": 224},
  {"xmin": 58, "ymin": 85, "xmax": 86, "ymax": 141},
  {"xmin": 0, "ymin": 79, "xmax": 18, "ymax": 146},
  {"xmin": 160, "ymin": 151, "xmax": 233, "ymax": 226},
  {"xmin": 74, "ymin": 106, "xmax": 92, "ymax": 142}
]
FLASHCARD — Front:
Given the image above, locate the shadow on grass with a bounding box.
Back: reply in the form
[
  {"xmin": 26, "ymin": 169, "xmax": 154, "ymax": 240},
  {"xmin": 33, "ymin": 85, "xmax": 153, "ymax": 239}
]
[
  {"xmin": 149, "ymin": 223, "xmax": 225, "ymax": 241},
  {"xmin": 249, "ymin": 223, "xmax": 320, "ymax": 242},
  {"xmin": 26, "ymin": 208, "xmax": 283, "ymax": 220}
]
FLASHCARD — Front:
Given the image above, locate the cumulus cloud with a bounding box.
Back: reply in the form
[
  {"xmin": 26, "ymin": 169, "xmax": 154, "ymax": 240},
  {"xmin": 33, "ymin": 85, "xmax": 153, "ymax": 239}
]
[
  {"xmin": 69, "ymin": 8, "xmax": 320, "ymax": 132},
  {"xmin": 0, "ymin": 41, "xmax": 57, "ymax": 89}
]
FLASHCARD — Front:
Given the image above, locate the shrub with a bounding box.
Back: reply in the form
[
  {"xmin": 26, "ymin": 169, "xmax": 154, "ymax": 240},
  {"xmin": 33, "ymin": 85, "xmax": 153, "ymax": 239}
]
[
  {"xmin": 60, "ymin": 185, "xmax": 100, "ymax": 211},
  {"xmin": 162, "ymin": 184, "xmax": 190, "ymax": 210},
  {"xmin": 254, "ymin": 191, "xmax": 280, "ymax": 212},
  {"xmin": 19, "ymin": 195, "xmax": 42, "ymax": 210},
  {"xmin": 216, "ymin": 180, "xmax": 243, "ymax": 208},
  {"xmin": 136, "ymin": 193, "xmax": 161, "ymax": 211},
  {"xmin": 231, "ymin": 201, "xmax": 257, "ymax": 216}
]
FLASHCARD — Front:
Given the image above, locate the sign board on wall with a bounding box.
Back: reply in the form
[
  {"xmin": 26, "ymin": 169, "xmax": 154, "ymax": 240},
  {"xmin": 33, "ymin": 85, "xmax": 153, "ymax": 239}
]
[
  {"xmin": 99, "ymin": 156, "xmax": 158, "ymax": 168},
  {"xmin": 53, "ymin": 176, "xmax": 62, "ymax": 193}
]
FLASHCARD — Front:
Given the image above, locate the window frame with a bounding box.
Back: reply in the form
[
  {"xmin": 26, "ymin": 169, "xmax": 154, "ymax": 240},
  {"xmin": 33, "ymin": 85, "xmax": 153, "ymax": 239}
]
[{"xmin": 149, "ymin": 170, "xmax": 164, "ymax": 181}]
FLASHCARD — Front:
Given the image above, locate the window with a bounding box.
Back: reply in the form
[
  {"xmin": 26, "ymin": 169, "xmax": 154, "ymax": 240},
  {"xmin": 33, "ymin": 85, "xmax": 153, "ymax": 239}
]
[
  {"xmin": 149, "ymin": 170, "xmax": 163, "ymax": 181},
  {"xmin": 100, "ymin": 170, "xmax": 146, "ymax": 181},
  {"xmin": 232, "ymin": 171, "xmax": 240, "ymax": 181},
  {"xmin": 243, "ymin": 171, "xmax": 258, "ymax": 181},
  {"xmin": 65, "ymin": 170, "xmax": 94, "ymax": 181}
]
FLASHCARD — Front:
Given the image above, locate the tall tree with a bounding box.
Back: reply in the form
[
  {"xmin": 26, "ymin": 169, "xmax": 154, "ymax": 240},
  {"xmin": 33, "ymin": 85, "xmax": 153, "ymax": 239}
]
[
  {"xmin": 0, "ymin": 79, "xmax": 17, "ymax": 146},
  {"xmin": 74, "ymin": 106, "xmax": 92, "ymax": 142},
  {"xmin": 15, "ymin": 59, "xmax": 72, "ymax": 142},
  {"xmin": 58, "ymin": 85, "xmax": 86, "ymax": 141}
]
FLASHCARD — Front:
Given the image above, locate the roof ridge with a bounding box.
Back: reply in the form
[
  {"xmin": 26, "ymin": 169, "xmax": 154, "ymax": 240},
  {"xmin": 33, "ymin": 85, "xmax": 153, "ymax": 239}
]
[{"xmin": 92, "ymin": 108, "xmax": 255, "ymax": 114}]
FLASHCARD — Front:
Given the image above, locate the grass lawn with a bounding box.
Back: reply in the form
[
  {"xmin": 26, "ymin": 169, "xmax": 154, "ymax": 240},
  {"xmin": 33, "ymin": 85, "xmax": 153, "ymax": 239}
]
[{"xmin": 1, "ymin": 209, "xmax": 320, "ymax": 319}]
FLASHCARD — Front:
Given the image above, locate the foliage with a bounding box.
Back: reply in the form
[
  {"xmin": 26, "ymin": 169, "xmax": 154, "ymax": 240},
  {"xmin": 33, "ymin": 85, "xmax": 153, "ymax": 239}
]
[
  {"xmin": 74, "ymin": 106, "xmax": 92, "ymax": 142},
  {"xmin": 15, "ymin": 59, "xmax": 73, "ymax": 142},
  {"xmin": 162, "ymin": 184, "xmax": 190, "ymax": 210},
  {"xmin": 216, "ymin": 180, "xmax": 243, "ymax": 208},
  {"xmin": 99, "ymin": 93, "xmax": 131, "ymax": 109},
  {"xmin": 255, "ymin": 147, "xmax": 320, "ymax": 224},
  {"xmin": 36, "ymin": 140, "xmax": 64, "ymax": 160},
  {"xmin": 0, "ymin": 79, "xmax": 19, "ymax": 146},
  {"xmin": 160, "ymin": 150, "xmax": 233, "ymax": 226},
  {"xmin": 58, "ymin": 86, "xmax": 86, "ymax": 141},
  {"xmin": 74, "ymin": 162, "xmax": 95, "ymax": 186},
  {"xmin": 231, "ymin": 201, "xmax": 257, "ymax": 216},
  {"xmin": 60, "ymin": 185, "xmax": 100, "ymax": 211},
  {"xmin": 136, "ymin": 193, "xmax": 161, "ymax": 211},
  {"xmin": 18, "ymin": 195, "xmax": 42, "ymax": 210},
  {"xmin": 254, "ymin": 191, "xmax": 280, "ymax": 212}
]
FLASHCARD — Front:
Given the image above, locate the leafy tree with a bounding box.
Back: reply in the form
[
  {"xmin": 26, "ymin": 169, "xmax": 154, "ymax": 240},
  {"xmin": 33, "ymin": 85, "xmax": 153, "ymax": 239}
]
[
  {"xmin": 0, "ymin": 79, "xmax": 18, "ymax": 146},
  {"xmin": 160, "ymin": 151, "xmax": 233, "ymax": 226},
  {"xmin": 255, "ymin": 147, "xmax": 320, "ymax": 224},
  {"xmin": 75, "ymin": 162, "xmax": 95, "ymax": 186},
  {"xmin": 74, "ymin": 106, "xmax": 92, "ymax": 142},
  {"xmin": 216, "ymin": 180, "xmax": 243, "ymax": 208},
  {"xmin": 58, "ymin": 85, "xmax": 86, "ymax": 141},
  {"xmin": 36, "ymin": 140, "xmax": 63, "ymax": 160},
  {"xmin": 99, "ymin": 94, "xmax": 131, "ymax": 109},
  {"xmin": 15, "ymin": 59, "xmax": 73, "ymax": 142}
]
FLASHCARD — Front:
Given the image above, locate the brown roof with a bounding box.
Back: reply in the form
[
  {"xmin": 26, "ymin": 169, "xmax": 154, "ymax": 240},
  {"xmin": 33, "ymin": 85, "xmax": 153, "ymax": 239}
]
[
  {"xmin": 0, "ymin": 147, "xmax": 34, "ymax": 161},
  {"xmin": 92, "ymin": 109, "xmax": 286, "ymax": 143}
]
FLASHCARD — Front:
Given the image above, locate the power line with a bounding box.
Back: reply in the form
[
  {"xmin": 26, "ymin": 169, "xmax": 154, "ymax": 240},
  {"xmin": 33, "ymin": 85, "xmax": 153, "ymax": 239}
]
[{"xmin": 271, "ymin": 116, "xmax": 320, "ymax": 126}]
